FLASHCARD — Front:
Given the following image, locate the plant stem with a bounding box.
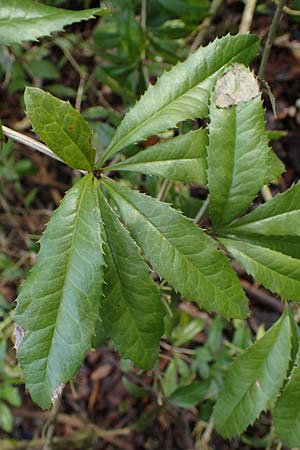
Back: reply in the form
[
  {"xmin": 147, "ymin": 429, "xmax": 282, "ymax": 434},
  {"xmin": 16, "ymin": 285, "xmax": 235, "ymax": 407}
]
[
  {"xmin": 258, "ymin": 0, "xmax": 286, "ymax": 201},
  {"xmin": 157, "ymin": 179, "xmax": 172, "ymax": 202},
  {"xmin": 193, "ymin": 197, "xmax": 209, "ymax": 224},
  {"xmin": 261, "ymin": 185, "xmax": 273, "ymax": 201},
  {"xmin": 239, "ymin": 0, "xmax": 257, "ymax": 34},
  {"xmin": 42, "ymin": 397, "xmax": 61, "ymax": 450},
  {"xmin": 258, "ymin": 0, "xmax": 287, "ymax": 80},
  {"xmin": 2, "ymin": 125, "xmax": 86, "ymax": 174},
  {"xmin": 141, "ymin": 0, "xmax": 150, "ymax": 86},
  {"xmin": 2, "ymin": 125, "xmax": 61, "ymax": 162},
  {"xmin": 75, "ymin": 76, "xmax": 86, "ymax": 112},
  {"xmin": 273, "ymin": 0, "xmax": 300, "ymax": 16},
  {"xmin": 0, "ymin": 427, "xmax": 131, "ymax": 450},
  {"xmin": 141, "ymin": 0, "xmax": 147, "ymax": 31},
  {"xmin": 189, "ymin": 0, "xmax": 223, "ymax": 53}
]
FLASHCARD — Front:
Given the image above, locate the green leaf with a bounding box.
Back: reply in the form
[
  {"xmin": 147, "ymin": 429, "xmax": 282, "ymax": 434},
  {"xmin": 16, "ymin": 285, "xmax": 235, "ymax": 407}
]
[
  {"xmin": 169, "ymin": 381, "xmax": 210, "ymax": 408},
  {"xmin": 172, "ymin": 318, "xmax": 204, "ymax": 346},
  {"xmin": 0, "ymin": 0, "xmax": 107, "ymax": 45},
  {"xmin": 15, "ymin": 174, "xmax": 105, "ymax": 409},
  {"xmin": 27, "ymin": 60, "xmax": 60, "ymax": 80},
  {"xmin": 274, "ymin": 346, "xmax": 300, "ymax": 447},
  {"xmin": 122, "ymin": 377, "xmax": 149, "ymax": 398},
  {"xmin": 93, "ymin": 321, "xmax": 107, "ymax": 348},
  {"xmin": 268, "ymin": 130, "xmax": 287, "ymax": 141},
  {"xmin": 163, "ymin": 359, "xmax": 178, "ymax": 396},
  {"xmin": 208, "ymin": 66, "xmax": 269, "ymax": 227},
  {"xmin": 220, "ymin": 184, "xmax": 300, "ymax": 237},
  {"xmin": 265, "ymin": 149, "xmax": 285, "ymax": 184},
  {"xmin": 24, "ymin": 87, "xmax": 95, "ymax": 171},
  {"xmin": 0, "ymin": 402, "xmax": 13, "ymax": 433},
  {"xmin": 213, "ymin": 309, "xmax": 291, "ymax": 438},
  {"xmin": 106, "ymin": 130, "xmax": 208, "ymax": 184},
  {"xmin": 0, "ymin": 385, "xmax": 21, "ymax": 407},
  {"xmin": 98, "ymin": 189, "xmax": 164, "ymax": 370},
  {"xmin": 220, "ymin": 237, "xmax": 300, "ymax": 301},
  {"xmin": 157, "ymin": 0, "xmax": 210, "ymax": 22},
  {"xmin": 220, "ymin": 233, "xmax": 300, "ymax": 260},
  {"xmin": 100, "ymin": 34, "xmax": 259, "ymax": 163},
  {"xmin": 102, "ymin": 179, "xmax": 249, "ymax": 319}
]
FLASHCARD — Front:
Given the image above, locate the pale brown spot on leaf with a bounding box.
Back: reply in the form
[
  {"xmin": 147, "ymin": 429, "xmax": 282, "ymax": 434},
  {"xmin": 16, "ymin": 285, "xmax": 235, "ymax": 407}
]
[{"xmin": 215, "ymin": 64, "xmax": 260, "ymax": 108}]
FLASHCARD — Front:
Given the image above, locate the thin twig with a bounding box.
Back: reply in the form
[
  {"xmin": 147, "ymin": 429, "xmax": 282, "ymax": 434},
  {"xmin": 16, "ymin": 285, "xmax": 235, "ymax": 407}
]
[
  {"xmin": 189, "ymin": 0, "xmax": 223, "ymax": 53},
  {"xmin": 193, "ymin": 197, "xmax": 209, "ymax": 224},
  {"xmin": 196, "ymin": 417, "xmax": 214, "ymax": 449},
  {"xmin": 141, "ymin": 0, "xmax": 147, "ymax": 32},
  {"xmin": 0, "ymin": 427, "xmax": 131, "ymax": 450},
  {"xmin": 2, "ymin": 125, "xmax": 61, "ymax": 162},
  {"xmin": 141, "ymin": 0, "xmax": 150, "ymax": 86},
  {"xmin": 258, "ymin": 0, "xmax": 286, "ymax": 201},
  {"xmin": 160, "ymin": 341, "xmax": 193, "ymax": 363},
  {"xmin": 42, "ymin": 398, "xmax": 61, "ymax": 450},
  {"xmin": 273, "ymin": 0, "xmax": 300, "ymax": 16},
  {"xmin": 242, "ymin": 279, "xmax": 284, "ymax": 313},
  {"xmin": 2, "ymin": 125, "xmax": 86, "ymax": 174},
  {"xmin": 258, "ymin": 0, "xmax": 287, "ymax": 80},
  {"xmin": 75, "ymin": 76, "xmax": 86, "ymax": 112},
  {"xmin": 157, "ymin": 179, "xmax": 172, "ymax": 202},
  {"xmin": 239, "ymin": 0, "xmax": 257, "ymax": 34},
  {"xmin": 261, "ymin": 185, "xmax": 273, "ymax": 201},
  {"xmin": 55, "ymin": 40, "xmax": 86, "ymax": 79}
]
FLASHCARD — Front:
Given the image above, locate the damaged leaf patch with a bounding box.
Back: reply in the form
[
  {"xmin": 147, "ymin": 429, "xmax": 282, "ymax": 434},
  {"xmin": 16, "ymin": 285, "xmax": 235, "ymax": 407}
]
[
  {"xmin": 13, "ymin": 324, "xmax": 25, "ymax": 352},
  {"xmin": 215, "ymin": 63, "xmax": 260, "ymax": 108}
]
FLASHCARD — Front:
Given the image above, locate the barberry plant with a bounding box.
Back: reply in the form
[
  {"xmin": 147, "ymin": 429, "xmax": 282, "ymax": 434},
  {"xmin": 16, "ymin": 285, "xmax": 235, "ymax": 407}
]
[{"xmin": 2, "ymin": 2, "xmax": 300, "ymax": 447}]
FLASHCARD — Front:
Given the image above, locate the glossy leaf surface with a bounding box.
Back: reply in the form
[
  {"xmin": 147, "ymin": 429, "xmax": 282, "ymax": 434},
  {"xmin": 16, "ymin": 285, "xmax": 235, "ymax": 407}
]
[
  {"xmin": 25, "ymin": 87, "xmax": 95, "ymax": 171},
  {"xmin": 99, "ymin": 190, "xmax": 164, "ymax": 369},
  {"xmin": 102, "ymin": 179, "xmax": 248, "ymax": 319},
  {"xmin": 15, "ymin": 174, "xmax": 104, "ymax": 409}
]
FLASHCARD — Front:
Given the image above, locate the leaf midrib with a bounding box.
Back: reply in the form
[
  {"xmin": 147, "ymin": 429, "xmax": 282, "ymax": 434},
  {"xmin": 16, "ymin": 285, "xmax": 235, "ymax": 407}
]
[
  {"xmin": 230, "ymin": 209, "xmax": 300, "ymax": 232},
  {"xmin": 103, "ymin": 217, "xmax": 151, "ymax": 350},
  {"xmin": 44, "ymin": 177, "xmax": 90, "ymax": 389},
  {"xmin": 220, "ymin": 322, "xmax": 284, "ymax": 433},
  {"xmin": 226, "ymin": 240, "xmax": 300, "ymax": 283},
  {"xmin": 103, "ymin": 41, "xmax": 258, "ymax": 160},
  {"xmin": 110, "ymin": 157, "xmax": 203, "ymax": 170},
  {"xmin": 216, "ymin": 106, "xmax": 238, "ymax": 225},
  {"xmin": 34, "ymin": 101, "xmax": 93, "ymax": 170}
]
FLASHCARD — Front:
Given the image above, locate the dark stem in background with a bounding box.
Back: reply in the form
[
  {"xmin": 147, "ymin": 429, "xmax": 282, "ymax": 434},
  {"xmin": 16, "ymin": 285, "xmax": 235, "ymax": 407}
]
[
  {"xmin": 193, "ymin": 196, "xmax": 209, "ymax": 225},
  {"xmin": 141, "ymin": 0, "xmax": 150, "ymax": 86},
  {"xmin": 189, "ymin": 0, "xmax": 223, "ymax": 53},
  {"xmin": 42, "ymin": 397, "xmax": 61, "ymax": 450},
  {"xmin": 258, "ymin": 0, "xmax": 287, "ymax": 80},
  {"xmin": 258, "ymin": 0, "xmax": 286, "ymax": 202}
]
